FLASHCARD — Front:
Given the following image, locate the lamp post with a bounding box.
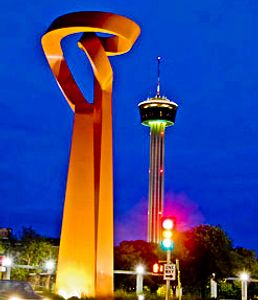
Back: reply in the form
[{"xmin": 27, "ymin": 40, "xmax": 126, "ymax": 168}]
[
  {"xmin": 210, "ymin": 273, "xmax": 217, "ymax": 299},
  {"xmin": 45, "ymin": 259, "xmax": 55, "ymax": 291},
  {"xmin": 240, "ymin": 272, "xmax": 249, "ymax": 300},
  {"xmin": 135, "ymin": 265, "xmax": 144, "ymax": 295},
  {"xmin": 2, "ymin": 257, "xmax": 12, "ymax": 280}
]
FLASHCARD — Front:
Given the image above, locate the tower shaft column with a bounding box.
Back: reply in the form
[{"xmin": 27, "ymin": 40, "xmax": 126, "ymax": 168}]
[{"xmin": 148, "ymin": 122, "xmax": 165, "ymax": 243}]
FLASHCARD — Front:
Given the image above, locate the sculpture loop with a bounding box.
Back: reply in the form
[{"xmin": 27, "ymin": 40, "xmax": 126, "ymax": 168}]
[{"xmin": 41, "ymin": 11, "xmax": 140, "ymax": 112}]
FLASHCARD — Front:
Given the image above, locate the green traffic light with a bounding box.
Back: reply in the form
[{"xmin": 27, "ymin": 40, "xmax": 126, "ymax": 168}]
[{"xmin": 160, "ymin": 239, "xmax": 174, "ymax": 251}]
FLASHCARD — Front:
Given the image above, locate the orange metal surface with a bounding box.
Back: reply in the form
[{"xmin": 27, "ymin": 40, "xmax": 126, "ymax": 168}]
[{"xmin": 41, "ymin": 12, "xmax": 140, "ymax": 299}]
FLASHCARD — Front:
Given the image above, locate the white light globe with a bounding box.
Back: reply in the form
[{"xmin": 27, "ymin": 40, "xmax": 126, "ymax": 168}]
[
  {"xmin": 2, "ymin": 257, "xmax": 12, "ymax": 267},
  {"xmin": 240, "ymin": 272, "xmax": 249, "ymax": 281},
  {"xmin": 45, "ymin": 259, "xmax": 55, "ymax": 271},
  {"xmin": 136, "ymin": 265, "xmax": 144, "ymax": 274}
]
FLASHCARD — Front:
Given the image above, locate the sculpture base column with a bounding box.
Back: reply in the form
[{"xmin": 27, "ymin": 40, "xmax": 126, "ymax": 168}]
[
  {"xmin": 56, "ymin": 111, "xmax": 96, "ymax": 298},
  {"xmin": 95, "ymin": 88, "xmax": 114, "ymax": 298}
]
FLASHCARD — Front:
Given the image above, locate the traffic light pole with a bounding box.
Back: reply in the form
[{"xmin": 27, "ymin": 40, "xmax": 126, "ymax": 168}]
[{"xmin": 165, "ymin": 250, "xmax": 171, "ymax": 300}]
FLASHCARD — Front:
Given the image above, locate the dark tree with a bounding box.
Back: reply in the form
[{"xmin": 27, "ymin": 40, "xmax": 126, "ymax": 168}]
[
  {"xmin": 114, "ymin": 240, "xmax": 159, "ymax": 271},
  {"xmin": 179, "ymin": 225, "xmax": 234, "ymax": 298},
  {"xmin": 231, "ymin": 247, "xmax": 257, "ymax": 274}
]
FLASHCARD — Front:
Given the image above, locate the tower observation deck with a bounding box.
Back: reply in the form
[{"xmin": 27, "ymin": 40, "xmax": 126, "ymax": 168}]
[{"xmin": 138, "ymin": 58, "xmax": 178, "ymax": 243}]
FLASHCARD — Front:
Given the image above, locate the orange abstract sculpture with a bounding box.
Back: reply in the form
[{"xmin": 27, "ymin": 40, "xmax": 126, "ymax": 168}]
[{"xmin": 41, "ymin": 12, "xmax": 140, "ymax": 299}]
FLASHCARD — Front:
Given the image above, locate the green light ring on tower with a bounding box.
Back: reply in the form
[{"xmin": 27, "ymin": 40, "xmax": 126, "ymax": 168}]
[{"xmin": 142, "ymin": 119, "xmax": 174, "ymax": 127}]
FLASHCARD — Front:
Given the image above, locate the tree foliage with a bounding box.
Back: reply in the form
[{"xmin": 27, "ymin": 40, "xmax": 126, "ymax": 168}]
[
  {"xmin": 231, "ymin": 246, "xmax": 257, "ymax": 274},
  {"xmin": 8, "ymin": 227, "xmax": 58, "ymax": 280},
  {"xmin": 179, "ymin": 224, "xmax": 234, "ymax": 296},
  {"xmin": 0, "ymin": 241, "xmax": 5, "ymax": 255},
  {"xmin": 114, "ymin": 240, "xmax": 159, "ymax": 271},
  {"xmin": 15, "ymin": 227, "xmax": 57, "ymax": 265}
]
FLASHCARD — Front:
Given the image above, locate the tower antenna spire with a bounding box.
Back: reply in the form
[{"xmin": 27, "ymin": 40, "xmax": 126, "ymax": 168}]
[{"xmin": 157, "ymin": 56, "xmax": 161, "ymax": 97}]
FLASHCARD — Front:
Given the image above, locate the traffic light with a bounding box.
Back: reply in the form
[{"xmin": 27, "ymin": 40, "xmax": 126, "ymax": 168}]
[
  {"xmin": 152, "ymin": 263, "xmax": 164, "ymax": 273},
  {"xmin": 160, "ymin": 216, "xmax": 176, "ymax": 251}
]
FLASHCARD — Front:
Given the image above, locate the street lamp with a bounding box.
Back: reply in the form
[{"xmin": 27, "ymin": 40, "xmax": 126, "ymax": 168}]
[
  {"xmin": 45, "ymin": 259, "xmax": 55, "ymax": 273},
  {"xmin": 240, "ymin": 272, "xmax": 249, "ymax": 300},
  {"xmin": 135, "ymin": 265, "xmax": 145, "ymax": 295},
  {"xmin": 2, "ymin": 256, "xmax": 12, "ymax": 280},
  {"xmin": 240, "ymin": 272, "xmax": 249, "ymax": 281},
  {"xmin": 136, "ymin": 265, "xmax": 144, "ymax": 275},
  {"xmin": 45, "ymin": 259, "xmax": 55, "ymax": 291}
]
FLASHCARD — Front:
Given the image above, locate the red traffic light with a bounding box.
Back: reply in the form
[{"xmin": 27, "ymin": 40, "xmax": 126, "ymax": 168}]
[
  {"xmin": 152, "ymin": 263, "xmax": 164, "ymax": 273},
  {"xmin": 153, "ymin": 263, "xmax": 159, "ymax": 273},
  {"xmin": 161, "ymin": 217, "xmax": 175, "ymax": 230}
]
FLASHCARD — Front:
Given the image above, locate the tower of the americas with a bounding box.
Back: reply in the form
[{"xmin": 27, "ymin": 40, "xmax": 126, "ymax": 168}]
[{"xmin": 138, "ymin": 57, "xmax": 178, "ymax": 243}]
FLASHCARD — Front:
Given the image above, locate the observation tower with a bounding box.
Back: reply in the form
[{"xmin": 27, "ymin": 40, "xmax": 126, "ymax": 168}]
[{"xmin": 138, "ymin": 57, "xmax": 178, "ymax": 243}]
